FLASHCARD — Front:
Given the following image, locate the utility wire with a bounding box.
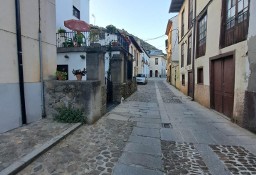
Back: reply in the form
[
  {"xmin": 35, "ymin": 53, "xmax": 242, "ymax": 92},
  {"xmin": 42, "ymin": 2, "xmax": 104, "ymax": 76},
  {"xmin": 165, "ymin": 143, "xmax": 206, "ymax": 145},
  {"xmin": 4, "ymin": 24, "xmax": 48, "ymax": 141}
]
[{"xmin": 144, "ymin": 34, "xmax": 166, "ymax": 41}]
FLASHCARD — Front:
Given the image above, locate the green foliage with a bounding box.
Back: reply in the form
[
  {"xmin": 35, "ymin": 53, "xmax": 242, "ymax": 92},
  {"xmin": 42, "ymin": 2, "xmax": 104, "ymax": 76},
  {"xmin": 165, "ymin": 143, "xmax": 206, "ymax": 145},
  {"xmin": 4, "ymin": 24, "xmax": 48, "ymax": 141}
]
[
  {"xmin": 56, "ymin": 71, "xmax": 67, "ymax": 80},
  {"xmin": 58, "ymin": 28, "xmax": 66, "ymax": 33},
  {"xmin": 106, "ymin": 25, "xmax": 117, "ymax": 34},
  {"xmin": 54, "ymin": 105, "xmax": 85, "ymax": 123}
]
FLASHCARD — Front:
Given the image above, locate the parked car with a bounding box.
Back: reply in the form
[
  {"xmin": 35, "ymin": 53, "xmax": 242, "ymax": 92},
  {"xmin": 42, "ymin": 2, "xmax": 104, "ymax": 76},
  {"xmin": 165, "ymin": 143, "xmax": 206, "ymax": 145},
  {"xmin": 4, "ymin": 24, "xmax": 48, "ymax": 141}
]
[{"xmin": 136, "ymin": 74, "xmax": 148, "ymax": 84}]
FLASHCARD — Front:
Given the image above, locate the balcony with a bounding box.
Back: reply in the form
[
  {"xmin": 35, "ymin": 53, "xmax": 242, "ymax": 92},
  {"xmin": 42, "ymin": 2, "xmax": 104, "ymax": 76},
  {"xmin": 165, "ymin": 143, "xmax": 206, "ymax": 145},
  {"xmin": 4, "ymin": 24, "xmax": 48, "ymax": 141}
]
[{"xmin": 56, "ymin": 31, "xmax": 129, "ymax": 52}]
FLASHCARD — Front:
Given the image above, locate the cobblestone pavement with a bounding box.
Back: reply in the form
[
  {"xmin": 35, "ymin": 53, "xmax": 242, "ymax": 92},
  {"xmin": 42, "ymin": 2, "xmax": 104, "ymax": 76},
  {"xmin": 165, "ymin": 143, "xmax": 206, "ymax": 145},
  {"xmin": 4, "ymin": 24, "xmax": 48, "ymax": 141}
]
[
  {"xmin": 156, "ymin": 81, "xmax": 182, "ymax": 103},
  {"xmin": 210, "ymin": 145, "xmax": 256, "ymax": 174},
  {"xmin": 6, "ymin": 78, "xmax": 256, "ymax": 175},
  {"xmin": 158, "ymin": 79, "xmax": 256, "ymax": 175},
  {"xmin": 126, "ymin": 81, "xmax": 157, "ymax": 103},
  {"xmin": 17, "ymin": 118, "xmax": 134, "ymax": 175},
  {"xmin": 161, "ymin": 141, "xmax": 211, "ymax": 175},
  {"xmin": 0, "ymin": 119, "xmax": 75, "ymax": 172}
]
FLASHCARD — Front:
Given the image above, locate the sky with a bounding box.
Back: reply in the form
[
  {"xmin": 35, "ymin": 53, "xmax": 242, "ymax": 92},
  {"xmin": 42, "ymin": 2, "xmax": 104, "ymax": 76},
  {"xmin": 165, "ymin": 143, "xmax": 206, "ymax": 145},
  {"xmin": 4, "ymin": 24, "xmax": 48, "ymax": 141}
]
[{"xmin": 89, "ymin": 0, "xmax": 177, "ymax": 53}]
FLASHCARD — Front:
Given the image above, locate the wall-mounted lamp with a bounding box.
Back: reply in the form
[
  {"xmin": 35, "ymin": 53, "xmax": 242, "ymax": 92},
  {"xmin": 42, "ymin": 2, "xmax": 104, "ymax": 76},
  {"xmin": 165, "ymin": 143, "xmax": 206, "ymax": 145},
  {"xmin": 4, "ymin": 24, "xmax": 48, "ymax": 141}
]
[{"xmin": 64, "ymin": 54, "xmax": 69, "ymax": 59}]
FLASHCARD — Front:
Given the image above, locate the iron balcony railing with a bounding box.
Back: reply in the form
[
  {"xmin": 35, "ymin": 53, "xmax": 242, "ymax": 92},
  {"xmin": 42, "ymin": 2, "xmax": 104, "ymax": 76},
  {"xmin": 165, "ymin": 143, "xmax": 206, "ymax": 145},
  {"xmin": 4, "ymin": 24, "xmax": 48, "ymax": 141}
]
[
  {"xmin": 56, "ymin": 31, "xmax": 130, "ymax": 52},
  {"xmin": 56, "ymin": 32, "xmax": 90, "ymax": 48}
]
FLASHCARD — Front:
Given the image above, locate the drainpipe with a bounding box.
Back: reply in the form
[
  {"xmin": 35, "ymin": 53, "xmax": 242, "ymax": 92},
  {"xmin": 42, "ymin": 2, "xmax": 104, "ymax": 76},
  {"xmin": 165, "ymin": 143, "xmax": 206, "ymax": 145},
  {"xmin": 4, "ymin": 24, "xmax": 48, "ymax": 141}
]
[
  {"xmin": 38, "ymin": 0, "xmax": 46, "ymax": 118},
  {"xmin": 192, "ymin": 0, "xmax": 197, "ymax": 101},
  {"xmin": 15, "ymin": 0, "xmax": 27, "ymax": 124}
]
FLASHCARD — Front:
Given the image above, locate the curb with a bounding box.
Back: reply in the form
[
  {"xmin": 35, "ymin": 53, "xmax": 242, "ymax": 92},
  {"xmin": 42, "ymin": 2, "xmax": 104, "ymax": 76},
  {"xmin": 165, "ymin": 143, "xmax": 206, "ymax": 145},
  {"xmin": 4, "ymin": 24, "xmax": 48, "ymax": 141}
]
[{"xmin": 0, "ymin": 123, "xmax": 82, "ymax": 175}]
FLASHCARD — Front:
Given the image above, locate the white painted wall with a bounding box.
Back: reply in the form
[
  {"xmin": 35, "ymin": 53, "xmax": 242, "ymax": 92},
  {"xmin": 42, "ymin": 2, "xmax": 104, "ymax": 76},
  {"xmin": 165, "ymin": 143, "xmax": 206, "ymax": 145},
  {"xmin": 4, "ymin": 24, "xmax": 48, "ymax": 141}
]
[
  {"xmin": 57, "ymin": 52, "xmax": 87, "ymax": 80},
  {"xmin": 171, "ymin": 16, "xmax": 179, "ymax": 61},
  {"xmin": 149, "ymin": 55, "xmax": 167, "ymax": 77},
  {"xmin": 56, "ymin": 0, "xmax": 90, "ymax": 31}
]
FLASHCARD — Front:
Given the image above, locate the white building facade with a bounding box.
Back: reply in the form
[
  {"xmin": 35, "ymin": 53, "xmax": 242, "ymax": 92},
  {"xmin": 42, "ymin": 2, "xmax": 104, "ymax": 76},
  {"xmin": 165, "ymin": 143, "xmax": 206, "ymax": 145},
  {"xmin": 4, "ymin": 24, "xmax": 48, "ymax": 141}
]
[
  {"xmin": 56, "ymin": 0, "xmax": 90, "ymax": 81},
  {"xmin": 148, "ymin": 50, "xmax": 167, "ymax": 78},
  {"xmin": 56, "ymin": 0, "xmax": 90, "ymax": 30}
]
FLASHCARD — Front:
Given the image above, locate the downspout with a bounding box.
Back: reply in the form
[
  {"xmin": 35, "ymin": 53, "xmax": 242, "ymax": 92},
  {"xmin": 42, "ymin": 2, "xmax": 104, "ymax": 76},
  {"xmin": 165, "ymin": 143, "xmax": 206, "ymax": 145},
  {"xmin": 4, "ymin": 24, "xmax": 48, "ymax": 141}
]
[
  {"xmin": 38, "ymin": 0, "xmax": 46, "ymax": 118},
  {"xmin": 192, "ymin": 0, "xmax": 197, "ymax": 101},
  {"xmin": 15, "ymin": 0, "xmax": 27, "ymax": 124}
]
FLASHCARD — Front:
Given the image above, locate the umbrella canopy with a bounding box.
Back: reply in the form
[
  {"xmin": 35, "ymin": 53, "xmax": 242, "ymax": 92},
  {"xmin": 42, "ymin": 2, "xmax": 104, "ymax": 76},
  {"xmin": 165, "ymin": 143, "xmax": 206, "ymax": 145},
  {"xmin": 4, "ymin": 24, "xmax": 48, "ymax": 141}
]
[{"xmin": 64, "ymin": 19, "xmax": 90, "ymax": 32}]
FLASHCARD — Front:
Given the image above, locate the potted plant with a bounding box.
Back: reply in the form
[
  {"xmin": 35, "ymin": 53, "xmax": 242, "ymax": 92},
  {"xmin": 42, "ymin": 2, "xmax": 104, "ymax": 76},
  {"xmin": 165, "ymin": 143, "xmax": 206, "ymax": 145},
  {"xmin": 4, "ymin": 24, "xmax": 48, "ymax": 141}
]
[
  {"xmin": 72, "ymin": 68, "xmax": 87, "ymax": 80},
  {"xmin": 56, "ymin": 71, "xmax": 67, "ymax": 80},
  {"xmin": 58, "ymin": 28, "xmax": 66, "ymax": 37}
]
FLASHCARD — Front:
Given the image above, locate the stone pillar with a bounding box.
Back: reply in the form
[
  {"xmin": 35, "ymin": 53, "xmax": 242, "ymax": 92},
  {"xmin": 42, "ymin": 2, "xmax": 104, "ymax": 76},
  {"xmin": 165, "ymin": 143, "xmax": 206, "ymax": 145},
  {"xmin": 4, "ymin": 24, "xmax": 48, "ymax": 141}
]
[
  {"xmin": 86, "ymin": 45, "xmax": 106, "ymax": 85},
  {"xmin": 85, "ymin": 45, "xmax": 107, "ymax": 115},
  {"xmin": 110, "ymin": 53, "xmax": 125, "ymax": 103},
  {"xmin": 111, "ymin": 53, "xmax": 124, "ymax": 83}
]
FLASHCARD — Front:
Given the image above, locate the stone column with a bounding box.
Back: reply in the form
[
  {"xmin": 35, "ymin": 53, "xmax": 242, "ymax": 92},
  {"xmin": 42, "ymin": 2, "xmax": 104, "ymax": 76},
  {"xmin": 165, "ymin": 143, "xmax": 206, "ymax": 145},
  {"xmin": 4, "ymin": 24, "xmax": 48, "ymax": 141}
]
[
  {"xmin": 86, "ymin": 45, "xmax": 106, "ymax": 85},
  {"xmin": 110, "ymin": 53, "xmax": 125, "ymax": 103},
  {"xmin": 85, "ymin": 45, "xmax": 107, "ymax": 115},
  {"xmin": 111, "ymin": 54, "xmax": 124, "ymax": 83}
]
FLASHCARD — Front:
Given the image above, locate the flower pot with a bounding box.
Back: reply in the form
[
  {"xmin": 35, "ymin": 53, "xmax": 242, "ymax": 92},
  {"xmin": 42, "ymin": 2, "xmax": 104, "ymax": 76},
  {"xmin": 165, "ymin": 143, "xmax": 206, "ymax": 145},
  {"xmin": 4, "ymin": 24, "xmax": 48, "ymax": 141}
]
[{"xmin": 76, "ymin": 74, "xmax": 82, "ymax": 80}]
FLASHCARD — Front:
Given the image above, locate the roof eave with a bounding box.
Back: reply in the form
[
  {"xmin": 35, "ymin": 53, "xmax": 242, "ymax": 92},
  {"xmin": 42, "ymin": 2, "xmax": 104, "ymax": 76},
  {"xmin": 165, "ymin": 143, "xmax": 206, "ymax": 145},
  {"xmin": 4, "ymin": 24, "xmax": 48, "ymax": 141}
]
[{"xmin": 169, "ymin": 0, "xmax": 185, "ymax": 13}]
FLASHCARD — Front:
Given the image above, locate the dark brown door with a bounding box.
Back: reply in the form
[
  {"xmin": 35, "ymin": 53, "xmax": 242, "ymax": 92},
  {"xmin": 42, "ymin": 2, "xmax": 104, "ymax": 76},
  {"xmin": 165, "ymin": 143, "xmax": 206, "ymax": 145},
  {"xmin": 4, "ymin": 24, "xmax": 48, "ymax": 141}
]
[
  {"xmin": 155, "ymin": 70, "xmax": 158, "ymax": 77},
  {"xmin": 188, "ymin": 72, "xmax": 193, "ymax": 98},
  {"xmin": 212, "ymin": 56, "xmax": 234, "ymax": 118}
]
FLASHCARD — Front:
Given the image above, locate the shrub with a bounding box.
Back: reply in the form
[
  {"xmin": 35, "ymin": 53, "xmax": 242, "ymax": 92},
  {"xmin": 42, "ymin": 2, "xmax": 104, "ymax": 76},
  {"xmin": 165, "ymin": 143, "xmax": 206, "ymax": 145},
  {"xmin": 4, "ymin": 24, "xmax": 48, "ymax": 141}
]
[{"xmin": 54, "ymin": 105, "xmax": 85, "ymax": 123}]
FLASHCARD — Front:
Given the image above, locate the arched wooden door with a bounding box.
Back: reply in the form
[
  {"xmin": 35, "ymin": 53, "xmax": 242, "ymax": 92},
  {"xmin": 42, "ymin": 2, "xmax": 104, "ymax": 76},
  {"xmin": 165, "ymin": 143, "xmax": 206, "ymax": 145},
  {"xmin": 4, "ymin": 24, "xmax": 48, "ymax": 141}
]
[
  {"xmin": 155, "ymin": 70, "xmax": 158, "ymax": 77},
  {"xmin": 150, "ymin": 70, "xmax": 153, "ymax": 77}
]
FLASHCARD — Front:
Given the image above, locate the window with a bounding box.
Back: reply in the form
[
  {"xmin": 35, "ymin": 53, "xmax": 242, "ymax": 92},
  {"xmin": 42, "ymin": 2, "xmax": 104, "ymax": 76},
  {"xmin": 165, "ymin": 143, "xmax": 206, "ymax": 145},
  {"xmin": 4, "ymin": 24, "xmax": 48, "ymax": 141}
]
[
  {"xmin": 155, "ymin": 58, "xmax": 158, "ymax": 65},
  {"xmin": 188, "ymin": 0, "xmax": 193, "ymax": 29},
  {"xmin": 73, "ymin": 6, "xmax": 80, "ymax": 19},
  {"xmin": 182, "ymin": 74, "xmax": 185, "ymax": 86},
  {"xmin": 181, "ymin": 10, "xmax": 185, "ymax": 37},
  {"xmin": 181, "ymin": 44, "xmax": 184, "ymax": 67},
  {"xmin": 197, "ymin": 67, "xmax": 203, "ymax": 84},
  {"xmin": 187, "ymin": 35, "xmax": 192, "ymax": 65},
  {"xmin": 197, "ymin": 13, "xmax": 207, "ymax": 58},
  {"xmin": 221, "ymin": 0, "xmax": 249, "ymax": 47}
]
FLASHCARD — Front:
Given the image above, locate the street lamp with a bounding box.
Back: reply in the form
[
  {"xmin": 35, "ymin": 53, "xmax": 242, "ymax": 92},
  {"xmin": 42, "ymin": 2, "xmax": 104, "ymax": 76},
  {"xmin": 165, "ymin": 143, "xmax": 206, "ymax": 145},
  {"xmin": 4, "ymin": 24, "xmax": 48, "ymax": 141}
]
[{"xmin": 92, "ymin": 14, "xmax": 96, "ymax": 25}]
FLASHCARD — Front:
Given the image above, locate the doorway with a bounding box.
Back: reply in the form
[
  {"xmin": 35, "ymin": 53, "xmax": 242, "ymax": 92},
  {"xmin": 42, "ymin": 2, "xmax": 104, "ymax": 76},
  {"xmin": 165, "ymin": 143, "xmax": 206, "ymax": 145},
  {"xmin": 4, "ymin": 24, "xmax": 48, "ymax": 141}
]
[
  {"xmin": 211, "ymin": 56, "xmax": 235, "ymax": 118},
  {"xmin": 188, "ymin": 71, "xmax": 193, "ymax": 98},
  {"xmin": 155, "ymin": 70, "xmax": 158, "ymax": 77}
]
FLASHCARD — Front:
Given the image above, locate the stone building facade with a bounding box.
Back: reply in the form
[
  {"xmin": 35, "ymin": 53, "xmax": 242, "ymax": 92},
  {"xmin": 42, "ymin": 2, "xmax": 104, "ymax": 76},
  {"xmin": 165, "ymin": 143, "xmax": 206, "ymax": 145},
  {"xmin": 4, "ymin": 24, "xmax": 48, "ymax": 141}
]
[{"xmin": 169, "ymin": 0, "xmax": 255, "ymax": 131}]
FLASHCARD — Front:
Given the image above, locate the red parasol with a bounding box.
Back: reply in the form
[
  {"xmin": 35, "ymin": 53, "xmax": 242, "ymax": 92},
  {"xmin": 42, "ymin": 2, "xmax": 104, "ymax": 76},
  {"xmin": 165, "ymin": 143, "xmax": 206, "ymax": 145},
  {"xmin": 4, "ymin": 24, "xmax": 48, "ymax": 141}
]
[{"xmin": 64, "ymin": 19, "xmax": 90, "ymax": 32}]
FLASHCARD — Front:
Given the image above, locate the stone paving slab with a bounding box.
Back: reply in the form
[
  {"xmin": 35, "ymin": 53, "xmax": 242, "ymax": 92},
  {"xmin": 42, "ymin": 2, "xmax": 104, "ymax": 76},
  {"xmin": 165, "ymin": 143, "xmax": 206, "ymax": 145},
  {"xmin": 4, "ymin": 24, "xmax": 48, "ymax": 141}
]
[
  {"xmin": 113, "ymin": 163, "xmax": 164, "ymax": 175},
  {"xmin": 195, "ymin": 144, "xmax": 232, "ymax": 175},
  {"xmin": 132, "ymin": 127, "xmax": 160, "ymax": 138},
  {"xmin": 119, "ymin": 152, "xmax": 163, "ymax": 170},
  {"xmin": 0, "ymin": 119, "xmax": 76, "ymax": 172},
  {"xmin": 106, "ymin": 113, "xmax": 130, "ymax": 121},
  {"xmin": 124, "ymin": 142, "xmax": 161, "ymax": 156},
  {"xmin": 160, "ymin": 128, "xmax": 183, "ymax": 142},
  {"xmin": 136, "ymin": 122, "xmax": 162, "ymax": 129},
  {"xmin": 130, "ymin": 117, "xmax": 161, "ymax": 124},
  {"xmin": 128, "ymin": 135, "xmax": 161, "ymax": 147}
]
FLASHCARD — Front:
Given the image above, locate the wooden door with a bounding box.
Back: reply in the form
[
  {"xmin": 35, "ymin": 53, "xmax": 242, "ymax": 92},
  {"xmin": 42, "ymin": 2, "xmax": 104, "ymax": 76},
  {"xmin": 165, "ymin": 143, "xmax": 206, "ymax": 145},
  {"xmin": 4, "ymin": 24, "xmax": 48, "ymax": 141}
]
[
  {"xmin": 188, "ymin": 72, "xmax": 193, "ymax": 98},
  {"xmin": 211, "ymin": 56, "xmax": 234, "ymax": 118},
  {"xmin": 155, "ymin": 70, "xmax": 158, "ymax": 77}
]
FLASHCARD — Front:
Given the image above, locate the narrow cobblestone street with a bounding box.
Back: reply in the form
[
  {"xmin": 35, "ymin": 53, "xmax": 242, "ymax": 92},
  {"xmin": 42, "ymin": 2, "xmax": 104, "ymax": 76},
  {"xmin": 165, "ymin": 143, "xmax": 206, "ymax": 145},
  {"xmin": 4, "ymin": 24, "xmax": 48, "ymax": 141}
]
[{"xmin": 16, "ymin": 79, "xmax": 256, "ymax": 175}]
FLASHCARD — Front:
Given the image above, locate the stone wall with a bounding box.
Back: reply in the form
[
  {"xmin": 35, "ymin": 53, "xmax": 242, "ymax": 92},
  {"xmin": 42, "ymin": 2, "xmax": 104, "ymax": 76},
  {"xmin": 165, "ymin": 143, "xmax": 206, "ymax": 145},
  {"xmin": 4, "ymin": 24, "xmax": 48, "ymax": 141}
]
[
  {"xmin": 112, "ymin": 80, "xmax": 137, "ymax": 103},
  {"xmin": 44, "ymin": 80, "xmax": 106, "ymax": 124},
  {"xmin": 243, "ymin": 91, "xmax": 256, "ymax": 133}
]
